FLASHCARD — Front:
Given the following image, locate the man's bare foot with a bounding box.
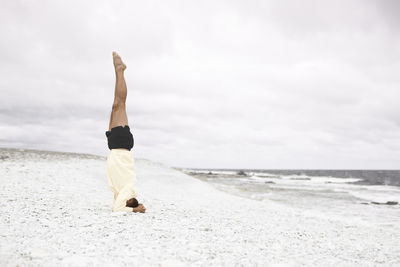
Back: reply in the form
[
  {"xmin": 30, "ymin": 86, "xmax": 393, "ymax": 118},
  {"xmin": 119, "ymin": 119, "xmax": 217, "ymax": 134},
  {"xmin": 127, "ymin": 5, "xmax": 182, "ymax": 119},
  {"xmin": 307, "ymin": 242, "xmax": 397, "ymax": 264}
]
[
  {"xmin": 133, "ymin": 203, "xmax": 146, "ymax": 213},
  {"xmin": 112, "ymin": 51, "xmax": 126, "ymax": 72}
]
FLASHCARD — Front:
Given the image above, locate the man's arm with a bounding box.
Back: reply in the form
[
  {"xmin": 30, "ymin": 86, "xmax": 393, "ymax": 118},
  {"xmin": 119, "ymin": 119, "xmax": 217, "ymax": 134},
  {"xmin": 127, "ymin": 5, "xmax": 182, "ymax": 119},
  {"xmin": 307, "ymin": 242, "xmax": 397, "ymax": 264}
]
[
  {"xmin": 114, "ymin": 205, "xmax": 134, "ymax": 212},
  {"xmin": 112, "ymin": 185, "xmax": 135, "ymax": 212}
]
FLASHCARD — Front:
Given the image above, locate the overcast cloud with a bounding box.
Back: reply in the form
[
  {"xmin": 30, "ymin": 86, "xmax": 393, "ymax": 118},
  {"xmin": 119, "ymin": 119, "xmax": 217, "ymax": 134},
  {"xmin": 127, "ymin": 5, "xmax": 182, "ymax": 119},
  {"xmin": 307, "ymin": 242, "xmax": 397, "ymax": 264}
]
[{"xmin": 1, "ymin": 0, "xmax": 399, "ymax": 169}]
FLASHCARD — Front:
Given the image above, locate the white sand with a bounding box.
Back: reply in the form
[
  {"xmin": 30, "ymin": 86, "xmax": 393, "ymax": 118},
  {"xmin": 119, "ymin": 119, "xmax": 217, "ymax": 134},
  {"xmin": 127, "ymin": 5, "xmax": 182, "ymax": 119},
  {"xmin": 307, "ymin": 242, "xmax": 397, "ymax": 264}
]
[{"xmin": 0, "ymin": 148, "xmax": 399, "ymax": 266}]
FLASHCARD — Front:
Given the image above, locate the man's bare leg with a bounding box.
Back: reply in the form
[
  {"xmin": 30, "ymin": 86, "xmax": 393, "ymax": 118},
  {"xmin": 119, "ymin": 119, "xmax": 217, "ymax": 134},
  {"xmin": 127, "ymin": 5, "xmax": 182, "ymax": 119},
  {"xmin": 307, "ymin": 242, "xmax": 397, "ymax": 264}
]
[{"xmin": 109, "ymin": 51, "xmax": 129, "ymax": 131}]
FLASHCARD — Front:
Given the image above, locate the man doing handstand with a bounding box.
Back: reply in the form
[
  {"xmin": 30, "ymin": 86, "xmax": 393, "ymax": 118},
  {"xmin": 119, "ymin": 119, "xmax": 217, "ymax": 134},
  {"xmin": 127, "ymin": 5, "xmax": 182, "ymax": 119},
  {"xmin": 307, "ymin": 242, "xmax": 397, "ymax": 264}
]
[{"xmin": 105, "ymin": 51, "xmax": 146, "ymax": 213}]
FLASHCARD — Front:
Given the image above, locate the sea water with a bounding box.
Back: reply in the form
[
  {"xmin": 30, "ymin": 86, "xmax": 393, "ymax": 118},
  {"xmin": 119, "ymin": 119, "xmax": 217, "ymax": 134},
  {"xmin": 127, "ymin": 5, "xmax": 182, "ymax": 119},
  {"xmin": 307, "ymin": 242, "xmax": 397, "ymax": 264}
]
[{"xmin": 182, "ymin": 168, "xmax": 400, "ymax": 226}]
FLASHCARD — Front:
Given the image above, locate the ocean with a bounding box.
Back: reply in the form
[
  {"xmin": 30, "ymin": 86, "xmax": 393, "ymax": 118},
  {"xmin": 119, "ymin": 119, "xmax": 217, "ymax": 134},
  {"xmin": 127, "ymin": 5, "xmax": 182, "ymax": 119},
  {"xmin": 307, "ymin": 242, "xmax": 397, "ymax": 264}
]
[{"xmin": 181, "ymin": 168, "xmax": 400, "ymax": 225}]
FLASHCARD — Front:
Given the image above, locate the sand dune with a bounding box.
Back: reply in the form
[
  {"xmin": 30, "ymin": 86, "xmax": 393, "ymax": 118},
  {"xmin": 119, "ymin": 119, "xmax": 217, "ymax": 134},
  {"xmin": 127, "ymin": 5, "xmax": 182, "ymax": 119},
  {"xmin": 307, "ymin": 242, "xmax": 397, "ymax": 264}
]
[{"xmin": 0, "ymin": 148, "xmax": 399, "ymax": 266}]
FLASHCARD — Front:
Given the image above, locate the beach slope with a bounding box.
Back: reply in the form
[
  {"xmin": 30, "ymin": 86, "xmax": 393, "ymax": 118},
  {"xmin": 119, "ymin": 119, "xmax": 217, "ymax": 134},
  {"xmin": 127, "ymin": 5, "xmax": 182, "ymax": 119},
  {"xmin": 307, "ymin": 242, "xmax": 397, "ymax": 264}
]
[{"xmin": 0, "ymin": 148, "xmax": 399, "ymax": 266}]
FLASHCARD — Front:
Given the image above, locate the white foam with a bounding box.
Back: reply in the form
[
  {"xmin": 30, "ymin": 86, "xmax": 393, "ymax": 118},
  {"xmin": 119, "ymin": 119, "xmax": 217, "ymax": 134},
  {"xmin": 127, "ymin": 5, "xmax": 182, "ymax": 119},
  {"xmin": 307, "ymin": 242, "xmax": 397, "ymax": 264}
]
[{"xmin": 348, "ymin": 189, "xmax": 400, "ymax": 203}]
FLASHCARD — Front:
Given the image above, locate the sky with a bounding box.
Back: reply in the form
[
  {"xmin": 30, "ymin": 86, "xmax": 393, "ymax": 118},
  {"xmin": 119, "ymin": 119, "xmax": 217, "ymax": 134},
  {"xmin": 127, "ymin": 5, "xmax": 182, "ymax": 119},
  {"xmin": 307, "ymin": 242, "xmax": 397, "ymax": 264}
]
[{"xmin": 1, "ymin": 0, "xmax": 399, "ymax": 169}]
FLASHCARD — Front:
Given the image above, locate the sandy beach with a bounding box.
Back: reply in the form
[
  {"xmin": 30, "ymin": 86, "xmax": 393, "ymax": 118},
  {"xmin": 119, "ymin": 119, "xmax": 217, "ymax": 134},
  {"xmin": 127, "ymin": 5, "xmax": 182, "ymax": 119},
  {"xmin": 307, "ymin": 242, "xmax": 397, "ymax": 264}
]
[{"xmin": 0, "ymin": 148, "xmax": 399, "ymax": 266}]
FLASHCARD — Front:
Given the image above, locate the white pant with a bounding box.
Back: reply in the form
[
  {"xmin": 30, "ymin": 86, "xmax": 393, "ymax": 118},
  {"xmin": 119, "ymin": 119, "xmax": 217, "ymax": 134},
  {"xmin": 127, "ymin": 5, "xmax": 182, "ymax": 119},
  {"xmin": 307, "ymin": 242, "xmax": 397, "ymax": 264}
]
[{"xmin": 106, "ymin": 149, "xmax": 137, "ymax": 212}]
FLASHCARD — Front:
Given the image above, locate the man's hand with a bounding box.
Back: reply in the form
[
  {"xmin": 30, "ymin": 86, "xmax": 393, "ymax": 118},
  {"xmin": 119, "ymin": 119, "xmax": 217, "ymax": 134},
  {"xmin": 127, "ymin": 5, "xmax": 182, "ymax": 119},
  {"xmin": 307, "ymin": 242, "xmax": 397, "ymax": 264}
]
[{"xmin": 133, "ymin": 203, "xmax": 146, "ymax": 213}]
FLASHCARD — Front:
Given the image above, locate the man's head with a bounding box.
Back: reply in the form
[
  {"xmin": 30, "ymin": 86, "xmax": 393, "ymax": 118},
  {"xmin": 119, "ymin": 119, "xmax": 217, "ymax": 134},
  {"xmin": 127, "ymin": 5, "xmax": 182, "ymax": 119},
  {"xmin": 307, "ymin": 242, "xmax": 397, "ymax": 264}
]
[{"xmin": 126, "ymin": 197, "xmax": 139, "ymax": 208}]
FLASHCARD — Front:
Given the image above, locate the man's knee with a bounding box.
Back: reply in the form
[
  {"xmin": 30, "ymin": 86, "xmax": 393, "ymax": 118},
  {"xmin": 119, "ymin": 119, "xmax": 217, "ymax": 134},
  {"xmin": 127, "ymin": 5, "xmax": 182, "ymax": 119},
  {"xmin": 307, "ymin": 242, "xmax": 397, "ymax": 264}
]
[{"xmin": 112, "ymin": 101, "xmax": 126, "ymax": 111}]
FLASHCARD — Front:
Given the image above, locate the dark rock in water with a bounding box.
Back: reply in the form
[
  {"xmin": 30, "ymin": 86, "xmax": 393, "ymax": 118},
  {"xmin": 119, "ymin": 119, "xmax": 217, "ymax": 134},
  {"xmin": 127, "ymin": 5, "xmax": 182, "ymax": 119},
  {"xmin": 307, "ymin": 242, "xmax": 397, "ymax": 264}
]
[
  {"xmin": 207, "ymin": 171, "xmax": 213, "ymax": 175},
  {"xmin": 237, "ymin": 170, "xmax": 247, "ymax": 176},
  {"xmin": 371, "ymin": 201, "xmax": 398, "ymax": 205},
  {"xmin": 361, "ymin": 202, "xmax": 369, "ymax": 205},
  {"xmin": 264, "ymin": 181, "xmax": 275, "ymax": 184}
]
